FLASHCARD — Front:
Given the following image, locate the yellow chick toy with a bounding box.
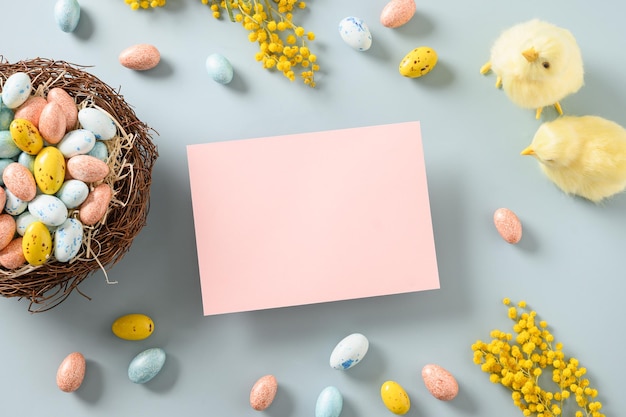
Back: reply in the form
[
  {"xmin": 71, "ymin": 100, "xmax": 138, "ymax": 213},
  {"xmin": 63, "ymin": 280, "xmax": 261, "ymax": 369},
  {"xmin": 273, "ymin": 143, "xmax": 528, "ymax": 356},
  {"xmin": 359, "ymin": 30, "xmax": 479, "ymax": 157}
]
[
  {"xmin": 521, "ymin": 115, "xmax": 626, "ymax": 203},
  {"xmin": 480, "ymin": 19, "xmax": 584, "ymax": 119}
]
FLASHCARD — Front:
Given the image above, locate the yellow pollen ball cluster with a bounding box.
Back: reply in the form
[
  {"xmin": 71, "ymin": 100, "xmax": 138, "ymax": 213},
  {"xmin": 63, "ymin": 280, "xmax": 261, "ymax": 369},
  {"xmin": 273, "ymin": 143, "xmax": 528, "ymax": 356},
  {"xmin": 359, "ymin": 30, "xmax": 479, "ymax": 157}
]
[
  {"xmin": 200, "ymin": 0, "xmax": 319, "ymax": 87},
  {"xmin": 124, "ymin": 0, "xmax": 166, "ymax": 10},
  {"xmin": 471, "ymin": 298, "xmax": 605, "ymax": 417}
]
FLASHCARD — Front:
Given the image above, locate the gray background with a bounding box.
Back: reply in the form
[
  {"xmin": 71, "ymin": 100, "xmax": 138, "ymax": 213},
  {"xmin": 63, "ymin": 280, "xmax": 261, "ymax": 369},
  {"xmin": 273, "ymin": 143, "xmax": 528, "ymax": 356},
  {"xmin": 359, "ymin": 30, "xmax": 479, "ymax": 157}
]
[{"xmin": 0, "ymin": 1, "xmax": 623, "ymax": 416}]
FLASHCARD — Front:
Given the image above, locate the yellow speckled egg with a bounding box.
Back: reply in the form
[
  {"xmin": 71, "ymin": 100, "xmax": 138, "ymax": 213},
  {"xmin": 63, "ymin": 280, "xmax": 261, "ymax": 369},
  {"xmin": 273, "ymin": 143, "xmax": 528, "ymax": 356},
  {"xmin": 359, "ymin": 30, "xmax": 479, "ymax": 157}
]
[
  {"xmin": 22, "ymin": 221, "xmax": 52, "ymax": 266},
  {"xmin": 34, "ymin": 146, "xmax": 66, "ymax": 194},
  {"xmin": 399, "ymin": 46, "xmax": 438, "ymax": 78},
  {"xmin": 112, "ymin": 313, "xmax": 155, "ymax": 340},
  {"xmin": 9, "ymin": 118, "xmax": 44, "ymax": 155},
  {"xmin": 380, "ymin": 380, "xmax": 410, "ymax": 415}
]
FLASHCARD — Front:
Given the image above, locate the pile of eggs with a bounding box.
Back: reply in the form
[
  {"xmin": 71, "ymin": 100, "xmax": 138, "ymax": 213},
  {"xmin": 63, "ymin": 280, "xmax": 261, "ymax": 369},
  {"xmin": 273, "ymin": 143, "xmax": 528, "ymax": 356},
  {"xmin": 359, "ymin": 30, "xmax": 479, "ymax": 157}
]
[{"xmin": 0, "ymin": 71, "xmax": 116, "ymax": 269}]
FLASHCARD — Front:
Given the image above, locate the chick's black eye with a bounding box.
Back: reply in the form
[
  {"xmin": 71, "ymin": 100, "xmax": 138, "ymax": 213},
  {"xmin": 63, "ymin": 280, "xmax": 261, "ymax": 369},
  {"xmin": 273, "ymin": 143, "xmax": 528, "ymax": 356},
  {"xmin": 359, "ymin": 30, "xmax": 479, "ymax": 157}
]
[{"xmin": 542, "ymin": 61, "xmax": 550, "ymax": 69}]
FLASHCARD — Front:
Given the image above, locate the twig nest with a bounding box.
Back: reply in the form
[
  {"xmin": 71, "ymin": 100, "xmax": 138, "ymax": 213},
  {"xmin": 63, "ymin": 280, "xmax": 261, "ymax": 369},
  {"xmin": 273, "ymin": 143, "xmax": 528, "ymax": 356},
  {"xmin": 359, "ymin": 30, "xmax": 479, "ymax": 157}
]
[{"xmin": 0, "ymin": 58, "xmax": 158, "ymax": 312}]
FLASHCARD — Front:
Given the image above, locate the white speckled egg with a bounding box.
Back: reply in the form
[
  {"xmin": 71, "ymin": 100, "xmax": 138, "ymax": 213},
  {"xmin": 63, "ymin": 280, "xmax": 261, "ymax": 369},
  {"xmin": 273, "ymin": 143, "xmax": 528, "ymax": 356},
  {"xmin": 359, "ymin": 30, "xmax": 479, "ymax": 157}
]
[
  {"xmin": 2, "ymin": 72, "xmax": 32, "ymax": 109},
  {"xmin": 56, "ymin": 128, "xmax": 96, "ymax": 158},
  {"xmin": 315, "ymin": 386, "xmax": 343, "ymax": 417},
  {"xmin": 54, "ymin": 0, "xmax": 81, "ymax": 33},
  {"xmin": 206, "ymin": 53, "xmax": 234, "ymax": 85},
  {"xmin": 78, "ymin": 108, "xmax": 116, "ymax": 140},
  {"xmin": 4, "ymin": 188, "xmax": 27, "ymax": 215},
  {"xmin": 28, "ymin": 194, "xmax": 68, "ymax": 227},
  {"xmin": 54, "ymin": 218, "xmax": 83, "ymax": 262},
  {"xmin": 16, "ymin": 212, "xmax": 38, "ymax": 236},
  {"xmin": 329, "ymin": 333, "xmax": 369, "ymax": 370},
  {"xmin": 56, "ymin": 179, "xmax": 89, "ymax": 209},
  {"xmin": 128, "ymin": 347, "xmax": 166, "ymax": 384},
  {"xmin": 338, "ymin": 17, "xmax": 373, "ymax": 51}
]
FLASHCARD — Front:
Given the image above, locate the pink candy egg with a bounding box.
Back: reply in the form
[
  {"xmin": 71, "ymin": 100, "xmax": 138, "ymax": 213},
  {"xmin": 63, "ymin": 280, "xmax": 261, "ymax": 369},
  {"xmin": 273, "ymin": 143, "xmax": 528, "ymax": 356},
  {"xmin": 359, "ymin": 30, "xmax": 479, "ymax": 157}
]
[
  {"xmin": 14, "ymin": 96, "xmax": 47, "ymax": 127},
  {"xmin": 119, "ymin": 44, "xmax": 161, "ymax": 71},
  {"xmin": 47, "ymin": 87, "xmax": 78, "ymax": 131},
  {"xmin": 79, "ymin": 183, "xmax": 112, "ymax": 226},
  {"xmin": 421, "ymin": 364, "xmax": 458, "ymax": 401},
  {"xmin": 2, "ymin": 162, "xmax": 37, "ymax": 202},
  {"xmin": 250, "ymin": 374, "xmax": 278, "ymax": 411},
  {"xmin": 66, "ymin": 155, "xmax": 110, "ymax": 183},
  {"xmin": 493, "ymin": 208, "xmax": 522, "ymax": 244},
  {"xmin": 380, "ymin": 0, "xmax": 416, "ymax": 28},
  {"xmin": 56, "ymin": 352, "xmax": 86, "ymax": 393},
  {"xmin": 0, "ymin": 214, "xmax": 16, "ymax": 251},
  {"xmin": 39, "ymin": 102, "xmax": 67, "ymax": 144},
  {"xmin": 0, "ymin": 237, "xmax": 25, "ymax": 269}
]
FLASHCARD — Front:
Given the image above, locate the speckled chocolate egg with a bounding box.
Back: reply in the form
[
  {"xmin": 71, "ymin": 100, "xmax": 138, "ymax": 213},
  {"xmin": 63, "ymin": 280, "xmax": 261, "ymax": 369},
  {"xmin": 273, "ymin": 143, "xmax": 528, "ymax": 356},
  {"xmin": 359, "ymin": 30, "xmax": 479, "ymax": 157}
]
[
  {"xmin": 493, "ymin": 207, "xmax": 522, "ymax": 244},
  {"xmin": 56, "ymin": 352, "xmax": 86, "ymax": 392},
  {"xmin": 338, "ymin": 16, "xmax": 373, "ymax": 51},
  {"xmin": 112, "ymin": 313, "xmax": 155, "ymax": 341},
  {"xmin": 421, "ymin": 363, "xmax": 459, "ymax": 401},
  {"xmin": 399, "ymin": 46, "xmax": 438, "ymax": 78},
  {"xmin": 380, "ymin": 0, "xmax": 416, "ymax": 28},
  {"xmin": 249, "ymin": 374, "xmax": 278, "ymax": 411},
  {"xmin": 380, "ymin": 380, "xmax": 410, "ymax": 415},
  {"xmin": 128, "ymin": 347, "xmax": 166, "ymax": 384}
]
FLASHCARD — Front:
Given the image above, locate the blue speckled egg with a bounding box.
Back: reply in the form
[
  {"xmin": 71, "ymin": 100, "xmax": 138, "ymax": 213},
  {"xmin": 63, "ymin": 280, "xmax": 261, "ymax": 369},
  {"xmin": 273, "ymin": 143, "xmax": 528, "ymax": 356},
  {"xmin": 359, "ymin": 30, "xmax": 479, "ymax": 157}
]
[
  {"xmin": 338, "ymin": 17, "xmax": 372, "ymax": 51},
  {"xmin": 16, "ymin": 212, "xmax": 38, "ymax": 236},
  {"xmin": 57, "ymin": 128, "xmax": 96, "ymax": 157},
  {"xmin": 4, "ymin": 188, "xmax": 27, "ymax": 215},
  {"xmin": 206, "ymin": 53, "xmax": 234, "ymax": 85},
  {"xmin": 0, "ymin": 131, "xmax": 20, "ymax": 159},
  {"xmin": 18, "ymin": 152, "xmax": 35, "ymax": 173},
  {"xmin": 87, "ymin": 141, "xmax": 109, "ymax": 162},
  {"xmin": 54, "ymin": 218, "xmax": 83, "ymax": 262},
  {"xmin": 54, "ymin": 0, "xmax": 81, "ymax": 33},
  {"xmin": 27, "ymin": 194, "xmax": 68, "ymax": 227},
  {"xmin": 1, "ymin": 72, "xmax": 32, "ymax": 109},
  {"xmin": 78, "ymin": 108, "xmax": 116, "ymax": 140},
  {"xmin": 0, "ymin": 98, "xmax": 14, "ymax": 130},
  {"xmin": 315, "ymin": 386, "xmax": 343, "ymax": 417},
  {"xmin": 329, "ymin": 332, "xmax": 369, "ymax": 370},
  {"xmin": 128, "ymin": 347, "xmax": 166, "ymax": 384},
  {"xmin": 56, "ymin": 179, "xmax": 89, "ymax": 209}
]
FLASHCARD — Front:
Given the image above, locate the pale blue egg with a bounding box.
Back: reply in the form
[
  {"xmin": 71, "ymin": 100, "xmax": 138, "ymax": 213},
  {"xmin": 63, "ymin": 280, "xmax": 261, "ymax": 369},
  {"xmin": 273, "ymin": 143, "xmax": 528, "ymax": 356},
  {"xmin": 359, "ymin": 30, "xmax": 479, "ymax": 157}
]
[
  {"xmin": 1, "ymin": 72, "xmax": 32, "ymax": 109},
  {"xmin": 0, "ymin": 131, "xmax": 21, "ymax": 159},
  {"xmin": 56, "ymin": 179, "xmax": 89, "ymax": 209},
  {"xmin": 206, "ymin": 53, "xmax": 234, "ymax": 85},
  {"xmin": 78, "ymin": 108, "xmax": 116, "ymax": 140},
  {"xmin": 87, "ymin": 141, "xmax": 109, "ymax": 162},
  {"xmin": 54, "ymin": 0, "xmax": 81, "ymax": 33},
  {"xmin": 315, "ymin": 386, "xmax": 343, "ymax": 417},
  {"xmin": 18, "ymin": 152, "xmax": 35, "ymax": 173},
  {"xmin": 128, "ymin": 347, "xmax": 166, "ymax": 384},
  {"xmin": 338, "ymin": 17, "xmax": 372, "ymax": 51},
  {"xmin": 54, "ymin": 218, "xmax": 83, "ymax": 262},
  {"xmin": 0, "ymin": 99, "xmax": 14, "ymax": 130},
  {"xmin": 0, "ymin": 159, "xmax": 15, "ymax": 185},
  {"xmin": 27, "ymin": 194, "xmax": 68, "ymax": 227},
  {"xmin": 57, "ymin": 128, "xmax": 96, "ymax": 157},
  {"xmin": 4, "ymin": 188, "xmax": 27, "ymax": 215}
]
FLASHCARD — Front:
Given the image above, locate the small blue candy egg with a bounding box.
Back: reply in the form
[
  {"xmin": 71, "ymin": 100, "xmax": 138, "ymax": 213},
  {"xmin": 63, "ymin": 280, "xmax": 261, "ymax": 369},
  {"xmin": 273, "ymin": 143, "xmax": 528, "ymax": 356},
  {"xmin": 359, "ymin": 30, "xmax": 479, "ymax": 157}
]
[
  {"xmin": 128, "ymin": 347, "xmax": 166, "ymax": 384},
  {"xmin": 0, "ymin": 99, "xmax": 14, "ymax": 130},
  {"xmin": 56, "ymin": 179, "xmax": 89, "ymax": 209},
  {"xmin": 206, "ymin": 53, "xmax": 234, "ymax": 85},
  {"xmin": 315, "ymin": 386, "xmax": 343, "ymax": 417},
  {"xmin": 18, "ymin": 152, "xmax": 36, "ymax": 173},
  {"xmin": 87, "ymin": 141, "xmax": 109, "ymax": 162},
  {"xmin": 54, "ymin": 218, "xmax": 83, "ymax": 262},
  {"xmin": 338, "ymin": 17, "xmax": 372, "ymax": 51},
  {"xmin": 54, "ymin": 0, "xmax": 81, "ymax": 33},
  {"xmin": 4, "ymin": 189, "xmax": 27, "ymax": 216}
]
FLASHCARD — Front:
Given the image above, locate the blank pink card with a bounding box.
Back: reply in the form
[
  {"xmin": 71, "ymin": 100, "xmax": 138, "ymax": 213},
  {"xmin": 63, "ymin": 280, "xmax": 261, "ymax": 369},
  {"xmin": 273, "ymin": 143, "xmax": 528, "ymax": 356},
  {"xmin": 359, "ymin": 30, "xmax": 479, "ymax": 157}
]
[{"xmin": 187, "ymin": 121, "xmax": 439, "ymax": 315}]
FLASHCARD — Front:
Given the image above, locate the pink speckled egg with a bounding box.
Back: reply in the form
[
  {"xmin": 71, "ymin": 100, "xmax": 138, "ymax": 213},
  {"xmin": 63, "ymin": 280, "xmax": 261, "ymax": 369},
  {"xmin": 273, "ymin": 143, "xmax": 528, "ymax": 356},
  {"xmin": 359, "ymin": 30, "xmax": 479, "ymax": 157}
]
[
  {"xmin": 47, "ymin": 87, "xmax": 78, "ymax": 131},
  {"xmin": 2, "ymin": 162, "xmax": 37, "ymax": 202},
  {"xmin": 493, "ymin": 208, "xmax": 522, "ymax": 244},
  {"xmin": 0, "ymin": 214, "xmax": 16, "ymax": 251},
  {"xmin": 0, "ymin": 237, "xmax": 25, "ymax": 269},
  {"xmin": 14, "ymin": 96, "xmax": 47, "ymax": 127},
  {"xmin": 79, "ymin": 183, "xmax": 112, "ymax": 226},
  {"xmin": 250, "ymin": 374, "xmax": 278, "ymax": 411},
  {"xmin": 119, "ymin": 44, "xmax": 161, "ymax": 71},
  {"xmin": 39, "ymin": 102, "xmax": 67, "ymax": 144},
  {"xmin": 380, "ymin": 0, "xmax": 416, "ymax": 28},
  {"xmin": 0, "ymin": 187, "xmax": 6, "ymax": 211},
  {"xmin": 421, "ymin": 364, "xmax": 458, "ymax": 401},
  {"xmin": 56, "ymin": 352, "xmax": 86, "ymax": 393},
  {"xmin": 66, "ymin": 155, "xmax": 109, "ymax": 183}
]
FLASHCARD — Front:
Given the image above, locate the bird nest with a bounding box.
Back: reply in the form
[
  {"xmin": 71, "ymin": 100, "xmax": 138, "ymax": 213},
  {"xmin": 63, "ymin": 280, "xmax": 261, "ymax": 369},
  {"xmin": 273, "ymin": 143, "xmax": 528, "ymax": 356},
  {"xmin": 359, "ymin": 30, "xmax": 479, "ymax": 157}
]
[{"xmin": 0, "ymin": 58, "xmax": 158, "ymax": 312}]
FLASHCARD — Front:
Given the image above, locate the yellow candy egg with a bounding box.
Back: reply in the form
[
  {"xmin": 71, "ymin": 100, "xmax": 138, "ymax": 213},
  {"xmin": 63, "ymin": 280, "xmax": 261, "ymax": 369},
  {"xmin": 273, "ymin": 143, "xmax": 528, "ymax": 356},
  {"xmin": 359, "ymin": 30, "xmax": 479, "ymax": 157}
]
[
  {"xmin": 34, "ymin": 146, "xmax": 66, "ymax": 194},
  {"xmin": 380, "ymin": 380, "xmax": 410, "ymax": 415},
  {"xmin": 112, "ymin": 313, "xmax": 155, "ymax": 340},
  {"xmin": 9, "ymin": 118, "xmax": 44, "ymax": 155},
  {"xmin": 399, "ymin": 46, "xmax": 438, "ymax": 78},
  {"xmin": 22, "ymin": 221, "xmax": 52, "ymax": 266}
]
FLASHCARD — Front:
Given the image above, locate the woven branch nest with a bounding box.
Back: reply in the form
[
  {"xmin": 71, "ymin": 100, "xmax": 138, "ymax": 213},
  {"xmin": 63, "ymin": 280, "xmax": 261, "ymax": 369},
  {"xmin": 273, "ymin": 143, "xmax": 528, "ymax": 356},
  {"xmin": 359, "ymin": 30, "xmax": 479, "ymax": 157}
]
[{"xmin": 0, "ymin": 58, "xmax": 158, "ymax": 312}]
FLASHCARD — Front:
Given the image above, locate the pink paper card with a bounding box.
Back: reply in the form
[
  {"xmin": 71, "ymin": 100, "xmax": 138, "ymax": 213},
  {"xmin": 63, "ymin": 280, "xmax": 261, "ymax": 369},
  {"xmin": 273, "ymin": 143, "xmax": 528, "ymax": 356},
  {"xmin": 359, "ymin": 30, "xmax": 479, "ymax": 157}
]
[{"xmin": 187, "ymin": 121, "xmax": 439, "ymax": 315}]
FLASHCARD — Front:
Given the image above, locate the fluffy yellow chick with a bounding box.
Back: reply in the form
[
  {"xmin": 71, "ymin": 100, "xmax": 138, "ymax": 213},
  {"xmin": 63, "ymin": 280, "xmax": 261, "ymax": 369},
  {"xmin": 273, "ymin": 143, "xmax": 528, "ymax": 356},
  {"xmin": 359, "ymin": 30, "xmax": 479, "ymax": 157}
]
[
  {"xmin": 521, "ymin": 115, "xmax": 626, "ymax": 203},
  {"xmin": 480, "ymin": 19, "xmax": 584, "ymax": 119}
]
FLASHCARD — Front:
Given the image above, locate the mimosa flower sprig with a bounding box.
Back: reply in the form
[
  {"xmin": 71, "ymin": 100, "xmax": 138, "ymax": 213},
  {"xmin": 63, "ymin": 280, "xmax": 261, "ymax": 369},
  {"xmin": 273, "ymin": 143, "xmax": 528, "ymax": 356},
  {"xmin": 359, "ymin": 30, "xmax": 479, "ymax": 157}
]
[
  {"xmin": 123, "ymin": 0, "xmax": 319, "ymax": 87},
  {"xmin": 471, "ymin": 299, "xmax": 605, "ymax": 417}
]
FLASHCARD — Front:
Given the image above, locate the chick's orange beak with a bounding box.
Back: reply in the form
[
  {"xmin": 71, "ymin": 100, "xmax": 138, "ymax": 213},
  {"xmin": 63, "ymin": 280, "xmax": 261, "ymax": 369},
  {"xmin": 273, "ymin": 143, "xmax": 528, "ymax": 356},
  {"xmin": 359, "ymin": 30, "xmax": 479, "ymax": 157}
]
[
  {"xmin": 522, "ymin": 47, "xmax": 539, "ymax": 62},
  {"xmin": 521, "ymin": 146, "xmax": 535, "ymax": 156}
]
